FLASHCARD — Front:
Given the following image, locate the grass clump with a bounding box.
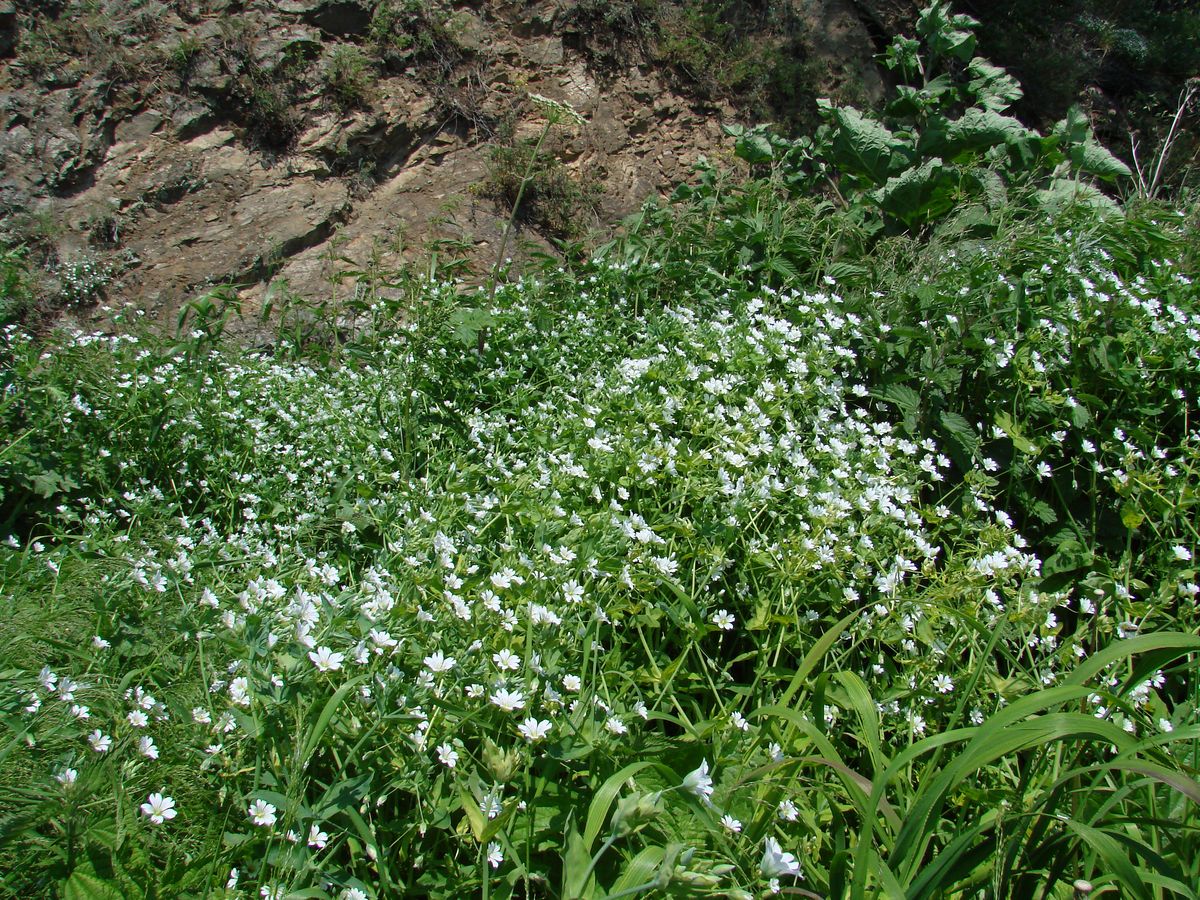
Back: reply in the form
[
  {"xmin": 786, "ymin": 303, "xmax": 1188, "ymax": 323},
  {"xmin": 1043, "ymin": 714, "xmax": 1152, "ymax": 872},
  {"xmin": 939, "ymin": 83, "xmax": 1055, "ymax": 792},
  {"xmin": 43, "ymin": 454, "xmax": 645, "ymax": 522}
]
[{"xmin": 324, "ymin": 45, "xmax": 374, "ymax": 111}]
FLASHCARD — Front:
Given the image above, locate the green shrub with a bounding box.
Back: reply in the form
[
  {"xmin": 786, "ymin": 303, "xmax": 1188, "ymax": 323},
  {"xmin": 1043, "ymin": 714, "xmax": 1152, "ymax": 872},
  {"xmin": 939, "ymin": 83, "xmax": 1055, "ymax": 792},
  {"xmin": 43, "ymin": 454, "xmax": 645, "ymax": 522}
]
[{"xmin": 324, "ymin": 45, "xmax": 374, "ymax": 111}]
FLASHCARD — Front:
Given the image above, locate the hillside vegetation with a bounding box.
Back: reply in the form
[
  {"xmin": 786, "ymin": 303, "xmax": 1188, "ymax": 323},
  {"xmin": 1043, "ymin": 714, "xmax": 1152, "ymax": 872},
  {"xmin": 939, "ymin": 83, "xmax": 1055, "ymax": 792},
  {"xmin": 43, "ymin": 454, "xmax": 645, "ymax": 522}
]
[{"xmin": 2, "ymin": 4, "xmax": 1199, "ymax": 898}]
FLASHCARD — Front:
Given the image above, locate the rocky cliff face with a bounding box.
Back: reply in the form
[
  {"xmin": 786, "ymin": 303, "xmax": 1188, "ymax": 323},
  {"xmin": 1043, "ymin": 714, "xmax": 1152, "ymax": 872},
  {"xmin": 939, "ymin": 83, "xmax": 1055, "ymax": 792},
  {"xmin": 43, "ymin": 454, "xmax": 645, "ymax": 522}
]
[{"xmin": 0, "ymin": 0, "xmax": 904, "ymax": 328}]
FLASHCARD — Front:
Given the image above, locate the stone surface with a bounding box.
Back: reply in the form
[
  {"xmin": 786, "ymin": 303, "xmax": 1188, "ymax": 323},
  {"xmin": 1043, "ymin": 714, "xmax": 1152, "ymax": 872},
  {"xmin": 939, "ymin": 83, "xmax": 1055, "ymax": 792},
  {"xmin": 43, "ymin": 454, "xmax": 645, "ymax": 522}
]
[{"xmin": 0, "ymin": 0, "xmax": 892, "ymax": 329}]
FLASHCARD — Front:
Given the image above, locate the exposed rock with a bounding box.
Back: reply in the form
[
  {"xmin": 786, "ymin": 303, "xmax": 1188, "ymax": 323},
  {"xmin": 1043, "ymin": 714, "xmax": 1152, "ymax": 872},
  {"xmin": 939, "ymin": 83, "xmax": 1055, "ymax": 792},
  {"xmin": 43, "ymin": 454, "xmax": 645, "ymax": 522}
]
[
  {"xmin": 278, "ymin": 0, "xmax": 374, "ymax": 37},
  {"xmin": 0, "ymin": 0, "xmax": 894, "ymax": 330},
  {"xmin": 0, "ymin": 2, "xmax": 17, "ymax": 59}
]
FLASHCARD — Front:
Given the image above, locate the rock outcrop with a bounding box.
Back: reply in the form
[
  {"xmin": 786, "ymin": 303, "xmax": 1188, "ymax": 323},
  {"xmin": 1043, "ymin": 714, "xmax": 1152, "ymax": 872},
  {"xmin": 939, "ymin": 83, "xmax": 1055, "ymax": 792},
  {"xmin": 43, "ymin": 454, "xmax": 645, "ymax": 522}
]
[{"xmin": 0, "ymin": 0, "xmax": 896, "ymax": 328}]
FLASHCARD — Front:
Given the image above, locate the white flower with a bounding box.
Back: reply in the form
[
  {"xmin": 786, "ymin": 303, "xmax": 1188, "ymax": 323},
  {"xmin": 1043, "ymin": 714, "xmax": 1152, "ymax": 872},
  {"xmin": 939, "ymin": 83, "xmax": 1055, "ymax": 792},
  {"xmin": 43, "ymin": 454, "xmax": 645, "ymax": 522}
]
[
  {"xmin": 127, "ymin": 709, "xmax": 149, "ymax": 727},
  {"xmin": 436, "ymin": 742, "xmax": 459, "ymax": 768},
  {"xmin": 487, "ymin": 842, "xmax": 504, "ymax": 868},
  {"xmin": 309, "ymin": 646, "xmax": 345, "ymax": 672},
  {"xmin": 55, "ymin": 767, "xmax": 78, "ymax": 788},
  {"xmin": 730, "ymin": 711, "xmax": 749, "ymax": 731},
  {"xmin": 1159, "ymin": 718, "xmax": 1174, "ymax": 733},
  {"xmin": 138, "ymin": 736, "xmax": 159, "ymax": 759},
  {"xmin": 308, "ymin": 823, "xmax": 329, "ymax": 849},
  {"xmin": 140, "ymin": 792, "xmax": 177, "ymax": 825},
  {"xmin": 562, "ymin": 581, "xmax": 585, "ymax": 604},
  {"xmin": 720, "ymin": 814, "xmax": 742, "ymax": 833},
  {"xmin": 711, "ymin": 609, "xmax": 735, "ymax": 630},
  {"xmin": 248, "ymin": 799, "xmax": 278, "ymax": 827},
  {"xmin": 760, "ymin": 836, "xmax": 801, "ymax": 878},
  {"xmin": 490, "ymin": 688, "xmax": 525, "ymax": 712},
  {"xmin": 192, "ymin": 707, "xmax": 212, "ymax": 724},
  {"xmin": 493, "ymin": 649, "xmax": 521, "ymax": 671},
  {"xmin": 932, "ymin": 674, "xmax": 954, "ymax": 694},
  {"xmin": 424, "ymin": 651, "xmax": 456, "ymax": 673},
  {"xmin": 1172, "ymin": 545, "xmax": 1192, "ymax": 562},
  {"xmin": 92, "ymin": 636, "xmax": 110, "ymax": 649},
  {"xmin": 605, "ymin": 716, "xmax": 628, "ymax": 735},
  {"xmin": 562, "ymin": 674, "xmax": 581, "ymax": 692},
  {"xmin": 681, "ymin": 759, "xmax": 713, "ymax": 802},
  {"xmin": 517, "ymin": 717, "xmax": 553, "ymax": 742},
  {"xmin": 778, "ymin": 799, "xmax": 799, "ymax": 821},
  {"xmin": 88, "ymin": 730, "xmax": 112, "ymax": 753},
  {"xmin": 341, "ymin": 890, "xmax": 369, "ymax": 900}
]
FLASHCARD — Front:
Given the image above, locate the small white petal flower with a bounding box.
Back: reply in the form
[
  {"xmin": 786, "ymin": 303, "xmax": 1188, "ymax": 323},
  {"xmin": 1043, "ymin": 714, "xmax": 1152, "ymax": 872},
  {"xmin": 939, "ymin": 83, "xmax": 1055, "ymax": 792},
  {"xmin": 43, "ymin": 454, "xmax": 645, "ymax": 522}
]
[
  {"xmin": 493, "ymin": 649, "xmax": 521, "ymax": 671},
  {"xmin": 490, "ymin": 688, "xmax": 525, "ymax": 712},
  {"xmin": 436, "ymin": 742, "xmax": 459, "ymax": 768},
  {"xmin": 517, "ymin": 717, "xmax": 553, "ymax": 742},
  {"xmin": 88, "ymin": 730, "xmax": 112, "ymax": 753},
  {"xmin": 711, "ymin": 609, "xmax": 735, "ymax": 630},
  {"xmin": 760, "ymin": 836, "xmax": 801, "ymax": 878},
  {"xmin": 424, "ymin": 651, "xmax": 456, "ymax": 673},
  {"xmin": 140, "ymin": 793, "xmax": 177, "ymax": 825},
  {"xmin": 309, "ymin": 646, "xmax": 344, "ymax": 672},
  {"xmin": 248, "ymin": 799, "xmax": 277, "ymax": 827},
  {"xmin": 308, "ymin": 823, "xmax": 329, "ymax": 849},
  {"xmin": 681, "ymin": 759, "xmax": 713, "ymax": 802}
]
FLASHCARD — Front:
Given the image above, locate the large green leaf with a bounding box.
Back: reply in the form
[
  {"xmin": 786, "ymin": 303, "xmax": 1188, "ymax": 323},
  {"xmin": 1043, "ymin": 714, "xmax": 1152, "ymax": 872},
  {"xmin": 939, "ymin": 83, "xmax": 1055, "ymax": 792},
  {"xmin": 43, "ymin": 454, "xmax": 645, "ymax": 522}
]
[
  {"xmin": 1069, "ymin": 139, "xmax": 1133, "ymax": 181},
  {"xmin": 966, "ymin": 57, "xmax": 1023, "ymax": 112},
  {"xmin": 872, "ymin": 157, "xmax": 959, "ymax": 228},
  {"xmin": 824, "ymin": 104, "xmax": 906, "ymax": 185},
  {"xmin": 944, "ymin": 108, "xmax": 1033, "ymax": 156}
]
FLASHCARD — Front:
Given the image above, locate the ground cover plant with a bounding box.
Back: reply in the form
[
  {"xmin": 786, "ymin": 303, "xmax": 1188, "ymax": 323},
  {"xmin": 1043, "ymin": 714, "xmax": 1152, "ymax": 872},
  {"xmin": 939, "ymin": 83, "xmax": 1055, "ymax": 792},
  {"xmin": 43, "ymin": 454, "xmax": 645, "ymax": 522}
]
[{"xmin": 2, "ymin": 3, "xmax": 1199, "ymax": 898}]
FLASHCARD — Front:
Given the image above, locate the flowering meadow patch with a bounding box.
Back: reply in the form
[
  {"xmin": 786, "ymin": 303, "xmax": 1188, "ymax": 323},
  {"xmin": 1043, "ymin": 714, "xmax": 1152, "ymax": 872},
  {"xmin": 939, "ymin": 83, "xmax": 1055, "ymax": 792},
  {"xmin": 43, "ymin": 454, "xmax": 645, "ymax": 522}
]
[{"xmin": 2, "ymin": 206, "xmax": 1199, "ymax": 897}]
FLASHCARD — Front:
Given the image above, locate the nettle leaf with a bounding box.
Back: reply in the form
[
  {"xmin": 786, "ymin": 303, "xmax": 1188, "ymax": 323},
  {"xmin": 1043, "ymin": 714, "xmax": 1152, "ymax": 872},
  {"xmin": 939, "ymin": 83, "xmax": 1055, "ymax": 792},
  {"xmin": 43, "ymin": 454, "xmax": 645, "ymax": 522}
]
[
  {"xmin": 872, "ymin": 157, "xmax": 959, "ymax": 228},
  {"xmin": 917, "ymin": 1, "xmax": 978, "ymax": 62},
  {"xmin": 943, "ymin": 108, "xmax": 1034, "ymax": 156},
  {"xmin": 448, "ymin": 307, "xmax": 496, "ymax": 348},
  {"xmin": 1069, "ymin": 139, "xmax": 1132, "ymax": 181},
  {"xmin": 825, "ymin": 105, "xmax": 906, "ymax": 185},
  {"xmin": 967, "ymin": 57, "xmax": 1023, "ymax": 112},
  {"xmin": 1036, "ymin": 179, "xmax": 1120, "ymax": 214}
]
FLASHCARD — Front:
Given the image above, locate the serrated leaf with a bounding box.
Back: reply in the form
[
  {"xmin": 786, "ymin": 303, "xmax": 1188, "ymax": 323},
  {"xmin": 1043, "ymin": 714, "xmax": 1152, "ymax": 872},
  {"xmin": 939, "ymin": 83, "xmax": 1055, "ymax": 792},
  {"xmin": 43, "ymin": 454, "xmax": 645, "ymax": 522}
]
[
  {"xmin": 939, "ymin": 410, "xmax": 979, "ymax": 453},
  {"xmin": 62, "ymin": 866, "xmax": 123, "ymax": 900},
  {"xmin": 944, "ymin": 108, "xmax": 1033, "ymax": 155},
  {"xmin": 873, "ymin": 157, "xmax": 958, "ymax": 228},
  {"xmin": 876, "ymin": 384, "xmax": 922, "ymax": 420},
  {"xmin": 966, "ymin": 57, "xmax": 1023, "ymax": 111},
  {"xmin": 1069, "ymin": 139, "xmax": 1132, "ymax": 181},
  {"xmin": 827, "ymin": 106, "xmax": 905, "ymax": 185},
  {"xmin": 1026, "ymin": 500, "xmax": 1058, "ymax": 524}
]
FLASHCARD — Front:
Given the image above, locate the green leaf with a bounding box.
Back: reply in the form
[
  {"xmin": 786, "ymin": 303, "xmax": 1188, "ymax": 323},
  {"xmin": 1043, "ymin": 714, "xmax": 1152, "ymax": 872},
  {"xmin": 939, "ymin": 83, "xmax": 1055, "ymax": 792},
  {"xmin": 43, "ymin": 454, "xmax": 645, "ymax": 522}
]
[
  {"xmin": 993, "ymin": 411, "xmax": 1036, "ymax": 454},
  {"xmin": 62, "ymin": 864, "xmax": 123, "ymax": 900},
  {"xmin": 966, "ymin": 57, "xmax": 1023, "ymax": 111},
  {"xmin": 938, "ymin": 410, "xmax": 979, "ymax": 457},
  {"xmin": 300, "ymin": 675, "xmax": 367, "ymax": 766},
  {"xmin": 826, "ymin": 106, "xmax": 905, "ymax": 185},
  {"xmin": 873, "ymin": 158, "xmax": 958, "ymax": 228},
  {"xmin": 944, "ymin": 108, "xmax": 1033, "ymax": 156},
  {"xmin": 1069, "ymin": 139, "xmax": 1132, "ymax": 181}
]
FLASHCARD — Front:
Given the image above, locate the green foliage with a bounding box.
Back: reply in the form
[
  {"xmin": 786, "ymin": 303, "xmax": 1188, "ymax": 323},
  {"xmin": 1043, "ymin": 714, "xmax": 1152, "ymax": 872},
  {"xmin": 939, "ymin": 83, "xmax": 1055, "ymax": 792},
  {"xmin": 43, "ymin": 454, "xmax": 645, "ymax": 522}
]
[
  {"xmin": 368, "ymin": 0, "xmax": 463, "ymax": 76},
  {"xmin": 324, "ymin": 45, "xmax": 374, "ymax": 111},
  {"xmin": 479, "ymin": 103, "xmax": 602, "ymax": 245},
  {"xmin": 731, "ymin": 1, "xmax": 1133, "ymax": 235}
]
